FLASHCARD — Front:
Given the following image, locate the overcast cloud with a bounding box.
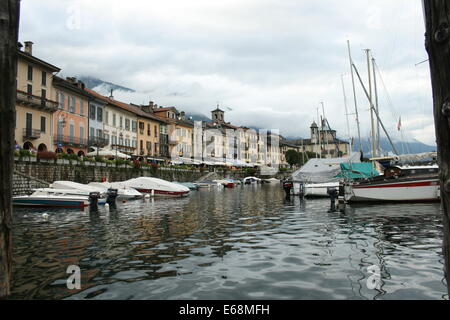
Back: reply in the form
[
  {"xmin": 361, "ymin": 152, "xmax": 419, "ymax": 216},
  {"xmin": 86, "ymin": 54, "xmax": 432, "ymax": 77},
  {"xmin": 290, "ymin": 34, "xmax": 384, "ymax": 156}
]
[{"xmin": 18, "ymin": 0, "xmax": 435, "ymax": 145}]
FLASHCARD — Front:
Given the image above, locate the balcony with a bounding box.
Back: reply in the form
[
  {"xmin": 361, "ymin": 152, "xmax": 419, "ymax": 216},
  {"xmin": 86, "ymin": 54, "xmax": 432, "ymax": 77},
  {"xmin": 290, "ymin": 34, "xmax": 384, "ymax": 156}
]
[
  {"xmin": 54, "ymin": 135, "xmax": 88, "ymax": 148},
  {"xmin": 111, "ymin": 144, "xmax": 136, "ymax": 154},
  {"xmin": 16, "ymin": 90, "xmax": 58, "ymax": 112},
  {"xmin": 23, "ymin": 128, "xmax": 41, "ymax": 139},
  {"xmin": 88, "ymin": 137, "xmax": 109, "ymax": 148}
]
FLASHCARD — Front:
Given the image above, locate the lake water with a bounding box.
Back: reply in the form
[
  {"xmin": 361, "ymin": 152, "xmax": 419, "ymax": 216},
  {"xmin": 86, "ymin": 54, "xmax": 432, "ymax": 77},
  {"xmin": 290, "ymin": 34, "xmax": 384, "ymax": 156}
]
[{"xmin": 9, "ymin": 184, "xmax": 448, "ymax": 299}]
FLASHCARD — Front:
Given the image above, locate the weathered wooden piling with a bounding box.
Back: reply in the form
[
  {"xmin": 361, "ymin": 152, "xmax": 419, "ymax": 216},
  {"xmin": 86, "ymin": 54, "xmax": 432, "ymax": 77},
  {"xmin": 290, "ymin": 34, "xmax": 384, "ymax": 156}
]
[
  {"xmin": 0, "ymin": 0, "xmax": 20, "ymax": 298},
  {"xmin": 423, "ymin": 0, "xmax": 450, "ymax": 295}
]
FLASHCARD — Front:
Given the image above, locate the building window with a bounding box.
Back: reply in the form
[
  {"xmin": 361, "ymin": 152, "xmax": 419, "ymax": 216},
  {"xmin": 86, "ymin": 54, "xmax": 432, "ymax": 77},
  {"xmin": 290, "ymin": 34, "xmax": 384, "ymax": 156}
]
[
  {"xmin": 125, "ymin": 119, "xmax": 130, "ymax": 131},
  {"xmin": 41, "ymin": 71, "xmax": 47, "ymax": 86},
  {"xmin": 105, "ymin": 111, "xmax": 109, "ymax": 125},
  {"xmin": 96, "ymin": 129, "xmax": 102, "ymax": 138},
  {"xmin": 112, "ymin": 135, "xmax": 117, "ymax": 145},
  {"xmin": 112, "ymin": 113, "xmax": 116, "ymax": 126},
  {"xmin": 147, "ymin": 123, "xmax": 151, "ymax": 136},
  {"xmin": 140, "ymin": 140, "xmax": 144, "ymax": 151},
  {"xmin": 80, "ymin": 101, "xmax": 84, "ymax": 116},
  {"xmin": 90, "ymin": 127, "xmax": 95, "ymax": 140},
  {"xmin": 97, "ymin": 107, "xmax": 103, "ymax": 122},
  {"xmin": 40, "ymin": 116, "xmax": 46, "ymax": 133},
  {"xmin": 41, "ymin": 89, "xmax": 46, "ymax": 99},
  {"xmin": 27, "ymin": 65, "xmax": 33, "ymax": 81},
  {"xmin": 154, "ymin": 125, "xmax": 157, "ymax": 137},
  {"xmin": 104, "ymin": 133, "xmax": 109, "ymax": 144},
  {"xmin": 132, "ymin": 120, "xmax": 137, "ymax": 133},
  {"xmin": 80, "ymin": 126, "xmax": 84, "ymax": 141},
  {"xmin": 89, "ymin": 104, "xmax": 96, "ymax": 120},
  {"xmin": 119, "ymin": 116, "xmax": 123, "ymax": 128},
  {"xmin": 57, "ymin": 92, "xmax": 65, "ymax": 109},
  {"xmin": 69, "ymin": 96, "xmax": 76, "ymax": 113},
  {"xmin": 27, "ymin": 84, "xmax": 32, "ymax": 95}
]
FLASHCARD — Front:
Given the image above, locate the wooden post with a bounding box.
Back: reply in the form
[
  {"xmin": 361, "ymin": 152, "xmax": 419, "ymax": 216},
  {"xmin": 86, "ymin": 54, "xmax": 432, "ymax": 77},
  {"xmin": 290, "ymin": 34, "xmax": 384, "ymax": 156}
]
[
  {"xmin": 0, "ymin": 0, "xmax": 20, "ymax": 298},
  {"xmin": 423, "ymin": 0, "xmax": 450, "ymax": 295}
]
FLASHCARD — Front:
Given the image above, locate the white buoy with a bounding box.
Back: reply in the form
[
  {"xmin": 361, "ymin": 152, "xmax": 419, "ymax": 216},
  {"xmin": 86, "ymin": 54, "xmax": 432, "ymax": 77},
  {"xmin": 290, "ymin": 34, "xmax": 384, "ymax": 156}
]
[
  {"xmin": 144, "ymin": 194, "xmax": 150, "ymax": 199},
  {"xmin": 42, "ymin": 213, "xmax": 49, "ymax": 221}
]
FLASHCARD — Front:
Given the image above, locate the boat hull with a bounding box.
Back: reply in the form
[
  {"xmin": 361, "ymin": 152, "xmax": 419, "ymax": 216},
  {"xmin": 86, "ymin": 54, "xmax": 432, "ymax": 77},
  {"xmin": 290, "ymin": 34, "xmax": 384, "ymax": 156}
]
[
  {"xmin": 304, "ymin": 182, "xmax": 339, "ymax": 198},
  {"xmin": 344, "ymin": 178, "xmax": 440, "ymax": 202},
  {"xmin": 134, "ymin": 188, "xmax": 190, "ymax": 197},
  {"xmin": 13, "ymin": 197, "xmax": 89, "ymax": 207}
]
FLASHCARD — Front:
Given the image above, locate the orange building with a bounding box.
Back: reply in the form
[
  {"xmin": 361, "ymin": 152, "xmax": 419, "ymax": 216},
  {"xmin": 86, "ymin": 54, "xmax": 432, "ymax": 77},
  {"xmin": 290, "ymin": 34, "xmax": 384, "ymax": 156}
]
[{"xmin": 52, "ymin": 76, "xmax": 90, "ymax": 156}]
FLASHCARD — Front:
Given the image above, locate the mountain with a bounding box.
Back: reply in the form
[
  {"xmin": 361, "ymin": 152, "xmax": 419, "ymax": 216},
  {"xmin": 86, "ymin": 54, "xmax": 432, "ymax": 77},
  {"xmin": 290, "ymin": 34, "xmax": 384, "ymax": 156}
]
[
  {"xmin": 77, "ymin": 76, "xmax": 135, "ymax": 93},
  {"xmin": 186, "ymin": 113, "xmax": 211, "ymax": 122},
  {"xmin": 354, "ymin": 137, "xmax": 436, "ymax": 156}
]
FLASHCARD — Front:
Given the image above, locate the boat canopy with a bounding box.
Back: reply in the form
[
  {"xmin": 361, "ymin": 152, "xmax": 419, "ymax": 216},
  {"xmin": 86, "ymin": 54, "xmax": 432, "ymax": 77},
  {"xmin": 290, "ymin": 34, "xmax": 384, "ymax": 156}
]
[
  {"xmin": 338, "ymin": 163, "xmax": 379, "ymax": 180},
  {"xmin": 291, "ymin": 152, "xmax": 361, "ymax": 183}
]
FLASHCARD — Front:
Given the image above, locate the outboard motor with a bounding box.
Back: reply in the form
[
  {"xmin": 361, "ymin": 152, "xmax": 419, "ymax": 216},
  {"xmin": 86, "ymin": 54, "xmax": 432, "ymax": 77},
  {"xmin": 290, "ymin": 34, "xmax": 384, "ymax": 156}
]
[
  {"xmin": 327, "ymin": 187, "xmax": 339, "ymax": 213},
  {"xmin": 106, "ymin": 188, "xmax": 118, "ymax": 206},
  {"xmin": 89, "ymin": 191, "xmax": 101, "ymax": 210},
  {"xmin": 283, "ymin": 179, "xmax": 293, "ymax": 200}
]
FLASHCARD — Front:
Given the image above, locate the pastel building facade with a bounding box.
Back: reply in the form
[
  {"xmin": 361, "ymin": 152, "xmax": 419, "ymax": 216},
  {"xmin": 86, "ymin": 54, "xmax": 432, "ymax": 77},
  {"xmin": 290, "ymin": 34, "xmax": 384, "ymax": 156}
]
[
  {"xmin": 53, "ymin": 76, "xmax": 89, "ymax": 156},
  {"xmin": 15, "ymin": 41, "xmax": 60, "ymax": 152}
]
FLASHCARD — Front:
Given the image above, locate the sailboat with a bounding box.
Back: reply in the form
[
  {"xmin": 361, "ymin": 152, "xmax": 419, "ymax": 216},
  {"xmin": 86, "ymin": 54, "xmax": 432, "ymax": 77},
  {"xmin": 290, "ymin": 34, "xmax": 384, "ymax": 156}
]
[{"xmin": 342, "ymin": 45, "xmax": 440, "ymax": 203}]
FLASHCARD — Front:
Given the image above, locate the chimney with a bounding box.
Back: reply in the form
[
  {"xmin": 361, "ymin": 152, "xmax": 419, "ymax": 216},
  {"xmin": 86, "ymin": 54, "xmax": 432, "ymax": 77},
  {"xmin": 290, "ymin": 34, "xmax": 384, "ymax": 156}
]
[
  {"xmin": 24, "ymin": 41, "xmax": 33, "ymax": 55},
  {"xmin": 109, "ymin": 89, "xmax": 114, "ymax": 99},
  {"xmin": 149, "ymin": 101, "xmax": 154, "ymax": 109},
  {"xmin": 17, "ymin": 42, "xmax": 23, "ymax": 51},
  {"xmin": 77, "ymin": 80, "xmax": 85, "ymax": 90},
  {"xmin": 66, "ymin": 77, "xmax": 77, "ymax": 84},
  {"xmin": 180, "ymin": 111, "xmax": 186, "ymax": 120}
]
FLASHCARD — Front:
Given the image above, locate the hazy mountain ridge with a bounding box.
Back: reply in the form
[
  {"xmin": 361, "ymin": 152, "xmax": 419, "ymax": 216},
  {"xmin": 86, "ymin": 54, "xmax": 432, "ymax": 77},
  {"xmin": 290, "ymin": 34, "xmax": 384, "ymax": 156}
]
[{"xmin": 78, "ymin": 76, "xmax": 135, "ymax": 93}]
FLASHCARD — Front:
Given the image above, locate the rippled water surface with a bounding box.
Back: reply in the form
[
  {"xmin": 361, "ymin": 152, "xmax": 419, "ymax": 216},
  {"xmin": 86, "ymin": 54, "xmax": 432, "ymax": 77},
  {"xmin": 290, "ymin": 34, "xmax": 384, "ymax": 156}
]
[{"xmin": 10, "ymin": 184, "xmax": 448, "ymax": 299}]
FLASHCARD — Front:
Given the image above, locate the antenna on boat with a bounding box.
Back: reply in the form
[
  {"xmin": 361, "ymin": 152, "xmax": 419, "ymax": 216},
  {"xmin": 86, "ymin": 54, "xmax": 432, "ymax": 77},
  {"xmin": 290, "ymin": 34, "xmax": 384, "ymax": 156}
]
[{"xmin": 347, "ymin": 40, "xmax": 363, "ymax": 155}]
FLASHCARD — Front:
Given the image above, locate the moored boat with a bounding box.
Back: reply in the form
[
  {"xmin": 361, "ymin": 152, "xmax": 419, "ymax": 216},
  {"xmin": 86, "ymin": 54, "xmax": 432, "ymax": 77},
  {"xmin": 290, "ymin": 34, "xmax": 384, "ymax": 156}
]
[
  {"xmin": 87, "ymin": 181, "xmax": 143, "ymax": 199},
  {"xmin": 13, "ymin": 189, "xmax": 89, "ymax": 207},
  {"xmin": 343, "ymin": 164, "xmax": 440, "ymax": 203},
  {"xmin": 121, "ymin": 177, "xmax": 190, "ymax": 197}
]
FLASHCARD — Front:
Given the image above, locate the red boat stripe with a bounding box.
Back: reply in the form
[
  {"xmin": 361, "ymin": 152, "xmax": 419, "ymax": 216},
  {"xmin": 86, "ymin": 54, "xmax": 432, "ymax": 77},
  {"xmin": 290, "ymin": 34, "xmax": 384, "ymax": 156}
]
[{"xmin": 353, "ymin": 180, "xmax": 438, "ymax": 189}]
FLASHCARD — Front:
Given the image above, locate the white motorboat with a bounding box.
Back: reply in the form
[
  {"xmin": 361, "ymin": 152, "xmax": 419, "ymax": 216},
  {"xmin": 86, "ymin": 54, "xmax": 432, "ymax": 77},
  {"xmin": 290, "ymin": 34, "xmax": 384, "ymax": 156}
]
[
  {"xmin": 88, "ymin": 181, "xmax": 143, "ymax": 200},
  {"xmin": 263, "ymin": 178, "xmax": 280, "ymax": 184},
  {"xmin": 304, "ymin": 182, "xmax": 340, "ymax": 197},
  {"xmin": 243, "ymin": 176, "xmax": 262, "ymax": 184},
  {"xmin": 121, "ymin": 177, "xmax": 190, "ymax": 197},
  {"xmin": 13, "ymin": 189, "xmax": 89, "ymax": 208},
  {"xmin": 51, "ymin": 181, "xmax": 107, "ymax": 204}
]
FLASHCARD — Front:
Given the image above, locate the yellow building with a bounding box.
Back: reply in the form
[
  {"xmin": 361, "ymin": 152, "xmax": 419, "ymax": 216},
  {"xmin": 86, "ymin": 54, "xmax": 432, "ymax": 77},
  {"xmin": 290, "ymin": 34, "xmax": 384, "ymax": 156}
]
[
  {"xmin": 15, "ymin": 42, "xmax": 60, "ymax": 152},
  {"xmin": 133, "ymin": 103, "xmax": 165, "ymax": 160},
  {"xmin": 175, "ymin": 112, "xmax": 194, "ymax": 159}
]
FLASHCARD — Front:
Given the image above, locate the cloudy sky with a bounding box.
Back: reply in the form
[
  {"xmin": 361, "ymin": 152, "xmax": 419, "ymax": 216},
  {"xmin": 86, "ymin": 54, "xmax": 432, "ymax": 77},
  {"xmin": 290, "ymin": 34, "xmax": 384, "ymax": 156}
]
[{"xmin": 19, "ymin": 0, "xmax": 435, "ymax": 145}]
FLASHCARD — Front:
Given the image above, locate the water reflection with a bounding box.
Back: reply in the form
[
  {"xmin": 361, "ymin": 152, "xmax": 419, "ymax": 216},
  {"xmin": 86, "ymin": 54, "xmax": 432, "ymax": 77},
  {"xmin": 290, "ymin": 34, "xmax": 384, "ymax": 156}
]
[{"xmin": 9, "ymin": 185, "xmax": 448, "ymax": 300}]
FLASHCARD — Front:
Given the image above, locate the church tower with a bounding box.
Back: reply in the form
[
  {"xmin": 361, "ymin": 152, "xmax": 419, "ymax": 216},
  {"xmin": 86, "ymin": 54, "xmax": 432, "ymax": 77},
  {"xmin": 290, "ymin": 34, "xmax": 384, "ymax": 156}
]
[{"xmin": 211, "ymin": 105, "xmax": 225, "ymax": 123}]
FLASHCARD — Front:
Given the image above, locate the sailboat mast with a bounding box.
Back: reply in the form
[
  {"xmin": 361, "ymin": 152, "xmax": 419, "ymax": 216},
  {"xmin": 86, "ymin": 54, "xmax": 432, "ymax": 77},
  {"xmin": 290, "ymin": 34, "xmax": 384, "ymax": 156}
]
[
  {"xmin": 320, "ymin": 101, "xmax": 329, "ymax": 157},
  {"xmin": 365, "ymin": 49, "xmax": 377, "ymax": 158},
  {"xmin": 341, "ymin": 74, "xmax": 352, "ymax": 152},
  {"xmin": 347, "ymin": 40, "xmax": 362, "ymax": 154},
  {"xmin": 351, "ymin": 62, "xmax": 399, "ymax": 155},
  {"xmin": 372, "ymin": 57, "xmax": 381, "ymax": 155},
  {"xmin": 316, "ymin": 107, "xmax": 322, "ymax": 159}
]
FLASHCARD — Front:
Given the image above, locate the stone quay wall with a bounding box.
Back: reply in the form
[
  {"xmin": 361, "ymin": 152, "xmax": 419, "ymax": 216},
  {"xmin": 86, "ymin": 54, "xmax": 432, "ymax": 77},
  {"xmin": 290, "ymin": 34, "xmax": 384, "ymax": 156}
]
[{"xmin": 12, "ymin": 159, "xmax": 292, "ymax": 196}]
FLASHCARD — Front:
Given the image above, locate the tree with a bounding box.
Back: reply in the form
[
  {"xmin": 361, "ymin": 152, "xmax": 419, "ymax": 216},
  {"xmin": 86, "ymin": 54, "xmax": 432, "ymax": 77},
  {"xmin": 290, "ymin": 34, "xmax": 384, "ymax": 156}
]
[
  {"xmin": 285, "ymin": 149, "xmax": 301, "ymax": 167},
  {"xmin": 423, "ymin": 0, "xmax": 450, "ymax": 295},
  {"xmin": 0, "ymin": 0, "xmax": 20, "ymax": 298}
]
